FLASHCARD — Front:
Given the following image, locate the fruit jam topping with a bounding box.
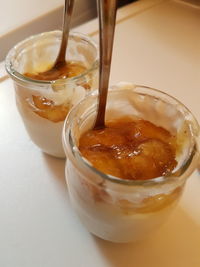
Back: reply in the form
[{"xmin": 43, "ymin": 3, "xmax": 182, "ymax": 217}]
[{"xmin": 79, "ymin": 118, "xmax": 177, "ymax": 180}]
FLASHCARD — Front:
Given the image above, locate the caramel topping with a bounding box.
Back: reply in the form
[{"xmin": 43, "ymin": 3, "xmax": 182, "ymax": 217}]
[
  {"xmin": 24, "ymin": 61, "xmax": 91, "ymax": 122},
  {"xmin": 30, "ymin": 95, "xmax": 69, "ymax": 123},
  {"xmin": 79, "ymin": 118, "xmax": 177, "ymax": 180},
  {"xmin": 24, "ymin": 61, "xmax": 87, "ymax": 81},
  {"xmin": 118, "ymin": 186, "xmax": 182, "ymax": 214}
]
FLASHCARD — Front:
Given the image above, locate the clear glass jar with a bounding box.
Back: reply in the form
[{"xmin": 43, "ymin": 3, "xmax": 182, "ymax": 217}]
[
  {"xmin": 62, "ymin": 83, "xmax": 199, "ymax": 243},
  {"xmin": 5, "ymin": 31, "xmax": 98, "ymax": 158}
]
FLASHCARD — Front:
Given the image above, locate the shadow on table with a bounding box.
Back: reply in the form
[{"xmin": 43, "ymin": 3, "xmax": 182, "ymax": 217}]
[
  {"xmin": 42, "ymin": 153, "xmax": 66, "ymax": 187},
  {"xmin": 93, "ymin": 207, "xmax": 200, "ymax": 267}
]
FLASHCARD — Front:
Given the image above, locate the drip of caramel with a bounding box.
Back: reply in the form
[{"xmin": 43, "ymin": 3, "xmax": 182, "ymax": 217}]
[
  {"xmin": 79, "ymin": 118, "xmax": 177, "ymax": 180},
  {"xmin": 30, "ymin": 95, "xmax": 69, "ymax": 123}
]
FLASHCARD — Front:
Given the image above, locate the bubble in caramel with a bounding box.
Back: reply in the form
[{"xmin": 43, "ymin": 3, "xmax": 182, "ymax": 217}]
[{"xmin": 79, "ymin": 118, "xmax": 177, "ymax": 180}]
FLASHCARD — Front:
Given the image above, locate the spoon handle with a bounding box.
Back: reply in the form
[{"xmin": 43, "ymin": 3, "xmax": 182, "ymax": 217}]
[
  {"xmin": 94, "ymin": 0, "xmax": 117, "ymax": 129},
  {"xmin": 55, "ymin": 0, "xmax": 75, "ymax": 67}
]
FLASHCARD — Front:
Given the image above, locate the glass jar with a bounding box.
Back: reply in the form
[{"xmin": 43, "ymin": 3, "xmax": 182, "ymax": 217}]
[
  {"xmin": 62, "ymin": 83, "xmax": 199, "ymax": 243},
  {"xmin": 5, "ymin": 31, "xmax": 98, "ymax": 158}
]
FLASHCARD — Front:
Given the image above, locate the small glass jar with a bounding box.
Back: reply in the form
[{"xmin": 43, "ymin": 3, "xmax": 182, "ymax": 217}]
[
  {"xmin": 5, "ymin": 31, "xmax": 98, "ymax": 158},
  {"xmin": 62, "ymin": 83, "xmax": 199, "ymax": 243}
]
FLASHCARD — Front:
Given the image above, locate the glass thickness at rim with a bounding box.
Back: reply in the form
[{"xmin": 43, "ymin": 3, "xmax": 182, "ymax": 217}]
[
  {"xmin": 5, "ymin": 30, "xmax": 99, "ymax": 85},
  {"xmin": 64, "ymin": 85, "xmax": 199, "ymax": 187}
]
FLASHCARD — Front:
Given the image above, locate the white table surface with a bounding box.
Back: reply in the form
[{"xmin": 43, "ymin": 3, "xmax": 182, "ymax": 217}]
[{"xmin": 0, "ymin": 1, "xmax": 200, "ymax": 266}]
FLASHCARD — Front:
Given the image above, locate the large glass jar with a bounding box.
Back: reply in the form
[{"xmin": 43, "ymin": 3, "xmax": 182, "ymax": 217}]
[
  {"xmin": 62, "ymin": 83, "xmax": 199, "ymax": 243},
  {"xmin": 5, "ymin": 31, "xmax": 98, "ymax": 158}
]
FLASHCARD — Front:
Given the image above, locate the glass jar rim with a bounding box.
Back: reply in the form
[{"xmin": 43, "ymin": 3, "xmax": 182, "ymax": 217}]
[
  {"xmin": 5, "ymin": 30, "xmax": 99, "ymax": 86},
  {"xmin": 63, "ymin": 84, "xmax": 200, "ymax": 186}
]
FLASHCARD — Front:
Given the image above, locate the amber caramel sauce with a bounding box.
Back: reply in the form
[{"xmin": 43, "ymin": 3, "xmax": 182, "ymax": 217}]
[
  {"xmin": 30, "ymin": 95, "xmax": 69, "ymax": 123},
  {"xmin": 79, "ymin": 177, "xmax": 182, "ymax": 214},
  {"xmin": 24, "ymin": 61, "xmax": 87, "ymax": 81},
  {"xmin": 118, "ymin": 186, "xmax": 183, "ymax": 214},
  {"xmin": 24, "ymin": 61, "xmax": 90, "ymax": 123},
  {"xmin": 79, "ymin": 118, "xmax": 177, "ymax": 181}
]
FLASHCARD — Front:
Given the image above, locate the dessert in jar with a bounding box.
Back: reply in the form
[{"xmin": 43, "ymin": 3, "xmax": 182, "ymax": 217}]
[
  {"xmin": 5, "ymin": 31, "xmax": 98, "ymax": 158},
  {"xmin": 62, "ymin": 83, "xmax": 199, "ymax": 243}
]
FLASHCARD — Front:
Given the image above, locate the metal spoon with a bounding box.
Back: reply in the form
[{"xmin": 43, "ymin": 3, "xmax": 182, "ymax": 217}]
[
  {"xmin": 39, "ymin": 0, "xmax": 74, "ymax": 80},
  {"xmin": 94, "ymin": 0, "xmax": 117, "ymax": 130},
  {"xmin": 54, "ymin": 0, "xmax": 74, "ymax": 68}
]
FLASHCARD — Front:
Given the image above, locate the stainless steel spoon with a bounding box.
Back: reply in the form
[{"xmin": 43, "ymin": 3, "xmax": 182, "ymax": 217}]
[
  {"xmin": 93, "ymin": 0, "xmax": 117, "ymax": 129},
  {"xmin": 54, "ymin": 0, "xmax": 74, "ymax": 68},
  {"xmin": 39, "ymin": 0, "xmax": 74, "ymax": 79}
]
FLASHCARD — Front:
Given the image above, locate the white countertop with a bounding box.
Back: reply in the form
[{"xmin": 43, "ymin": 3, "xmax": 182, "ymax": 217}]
[{"xmin": 0, "ymin": 1, "xmax": 200, "ymax": 266}]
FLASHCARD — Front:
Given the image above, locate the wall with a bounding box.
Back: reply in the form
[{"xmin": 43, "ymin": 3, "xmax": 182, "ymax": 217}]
[{"xmin": 0, "ymin": 0, "xmax": 97, "ymax": 61}]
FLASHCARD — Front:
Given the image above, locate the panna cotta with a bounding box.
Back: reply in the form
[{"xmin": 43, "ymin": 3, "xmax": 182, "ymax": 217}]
[
  {"xmin": 63, "ymin": 83, "xmax": 199, "ymax": 242},
  {"xmin": 6, "ymin": 31, "xmax": 98, "ymax": 158}
]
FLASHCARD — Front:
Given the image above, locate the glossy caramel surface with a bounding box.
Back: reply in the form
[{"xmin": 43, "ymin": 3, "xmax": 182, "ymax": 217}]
[
  {"xmin": 30, "ymin": 95, "xmax": 69, "ymax": 123},
  {"xmin": 79, "ymin": 118, "xmax": 177, "ymax": 180},
  {"xmin": 24, "ymin": 61, "xmax": 87, "ymax": 81}
]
